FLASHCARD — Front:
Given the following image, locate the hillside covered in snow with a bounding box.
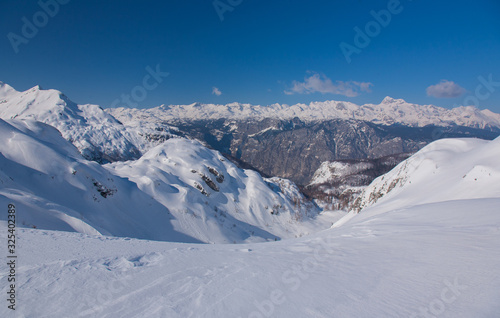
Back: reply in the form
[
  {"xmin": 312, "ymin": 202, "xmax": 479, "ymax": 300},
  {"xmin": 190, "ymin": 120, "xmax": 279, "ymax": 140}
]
[
  {"xmin": 352, "ymin": 136, "xmax": 500, "ymax": 212},
  {"xmin": 1, "ymin": 80, "xmax": 499, "ymax": 317},
  {"xmin": 305, "ymin": 153, "xmax": 411, "ymax": 210}
]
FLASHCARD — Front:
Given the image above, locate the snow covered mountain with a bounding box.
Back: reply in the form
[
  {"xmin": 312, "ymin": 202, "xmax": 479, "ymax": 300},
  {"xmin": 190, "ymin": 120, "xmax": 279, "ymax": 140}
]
[
  {"xmin": 0, "ymin": 82, "xmax": 175, "ymax": 163},
  {"xmin": 0, "ymin": 117, "xmax": 336, "ymax": 243},
  {"xmin": 107, "ymin": 138, "xmax": 335, "ymax": 243},
  {"xmin": 352, "ymin": 136, "xmax": 500, "ymax": 212},
  {"xmin": 0, "ymin": 117, "xmax": 196, "ymax": 242},
  {"xmin": 108, "ymin": 96, "xmax": 500, "ymax": 129}
]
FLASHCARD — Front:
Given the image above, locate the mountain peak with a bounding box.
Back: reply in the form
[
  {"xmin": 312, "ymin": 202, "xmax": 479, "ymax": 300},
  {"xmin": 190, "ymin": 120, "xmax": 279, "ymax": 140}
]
[
  {"xmin": 381, "ymin": 96, "xmax": 407, "ymax": 104},
  {"xmin": 0, "ymin": 81, "xmax": 17, "ymax": 99},
  {"xmin": 25, "ymin": 84, "xmax": 44, "ymax": 93},
  {"xmin": 0, "ymin": 81, "xmax": 14, "ymax": 90}
]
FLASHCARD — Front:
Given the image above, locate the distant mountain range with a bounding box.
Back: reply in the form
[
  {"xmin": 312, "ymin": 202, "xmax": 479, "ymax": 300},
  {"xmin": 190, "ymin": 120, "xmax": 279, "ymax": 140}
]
[
  {"xmin": 2, "ymin": 81, "xmax": 499, "ymax": 166},
  {"xmin": 109, "ymin": 95, "xmax": 500, "ymax": 129}
]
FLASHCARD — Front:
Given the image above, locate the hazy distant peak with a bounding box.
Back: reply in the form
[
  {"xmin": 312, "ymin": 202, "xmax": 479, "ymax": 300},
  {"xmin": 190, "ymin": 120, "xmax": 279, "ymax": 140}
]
[{"xmin": 380, "ymin": 96, "xmax": 406, "ymax": 104}]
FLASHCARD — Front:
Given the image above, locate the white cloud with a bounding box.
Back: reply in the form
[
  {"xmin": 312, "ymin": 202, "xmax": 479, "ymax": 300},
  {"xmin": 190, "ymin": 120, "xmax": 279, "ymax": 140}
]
[
  {"xmin": 284, "ymin": 73, "xmax": 373, "ymax": 97},
  {"xmin": 212, "ymin": 87, "xmax": 222, "ymax": 96},
  {"xmin": 426, "ymin": 80, "xmax": 466, "ymax": 98}
]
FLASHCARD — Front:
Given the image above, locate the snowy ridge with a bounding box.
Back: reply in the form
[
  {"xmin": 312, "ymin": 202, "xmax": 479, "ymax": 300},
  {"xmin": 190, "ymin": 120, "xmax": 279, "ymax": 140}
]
[
  {"xmin": 352, "ymin": 136, "xmax": 500, "ymax": 212},
  {"xmin": 108, "ymin": 96, "xmax": 500, "ymax": 129},
  {"xmin": 0, "ymin": 118, "xmax": 336, "ymax": 243},
  {"xmin": 0, "ymin": 82, "xmax": 178, "ymax": 162},
  {"xmin": 0, "ymin": 83, "xmax": 141, "ymax": 162}
]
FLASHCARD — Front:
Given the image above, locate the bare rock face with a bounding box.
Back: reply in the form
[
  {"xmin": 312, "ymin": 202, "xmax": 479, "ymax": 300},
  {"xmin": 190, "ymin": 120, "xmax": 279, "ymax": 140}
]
[{"xmin": 171, "ymin": 118, "xmax": 499, "ymax": 185}]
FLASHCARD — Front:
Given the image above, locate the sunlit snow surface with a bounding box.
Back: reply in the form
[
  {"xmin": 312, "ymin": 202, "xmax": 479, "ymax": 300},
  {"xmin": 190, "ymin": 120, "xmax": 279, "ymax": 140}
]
[{"xmin": 1, "ymin": 198, "xmax": 499, "ymax": 317}]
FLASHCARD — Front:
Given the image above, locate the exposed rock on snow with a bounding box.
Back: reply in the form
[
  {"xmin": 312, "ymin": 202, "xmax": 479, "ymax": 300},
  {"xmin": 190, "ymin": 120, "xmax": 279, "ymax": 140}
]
[{"xmin": 108, "ymin": 138, "xmax": 332, "ymax": 243}]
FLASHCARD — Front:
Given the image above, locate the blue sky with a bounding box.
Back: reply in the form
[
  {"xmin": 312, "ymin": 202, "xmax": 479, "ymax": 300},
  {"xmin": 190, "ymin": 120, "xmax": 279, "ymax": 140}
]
[{"xmin": 1, "ymin": 0, "xmax": 499, "ymax": 111}]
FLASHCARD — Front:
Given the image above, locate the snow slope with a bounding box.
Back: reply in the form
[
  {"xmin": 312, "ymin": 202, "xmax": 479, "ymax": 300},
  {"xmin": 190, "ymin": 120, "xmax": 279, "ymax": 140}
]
[
  {"xmin": 0, "ymin": 118, "xmax": 335, "ymax": 244},
  {"xmin": 107, "ymin": 138, "xmax": 336, "ymax": 243},
  {"xmin": 0, "ymin": 118, "xmax": 200, "ymax": 242},
  {"xmin": 108, "ymin": 96, "xmax": 500, "ymax": 129},
  {"xmin": 1, "ymin": 198, "xmax": 498, "ymax": 317},
  {"xmin": 353, "ymin": 136, "xmax": 500, "ymax": 212}
]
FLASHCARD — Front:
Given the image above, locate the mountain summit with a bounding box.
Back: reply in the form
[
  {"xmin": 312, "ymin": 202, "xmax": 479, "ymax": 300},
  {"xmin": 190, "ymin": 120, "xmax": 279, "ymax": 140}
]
[
  {"xmin": 380, "ymin": 96, "xmax": 406, "ymax": 104},
  {"xmin": 0, "ymin": 83, "xmax": 142, "ymax": 162}
]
